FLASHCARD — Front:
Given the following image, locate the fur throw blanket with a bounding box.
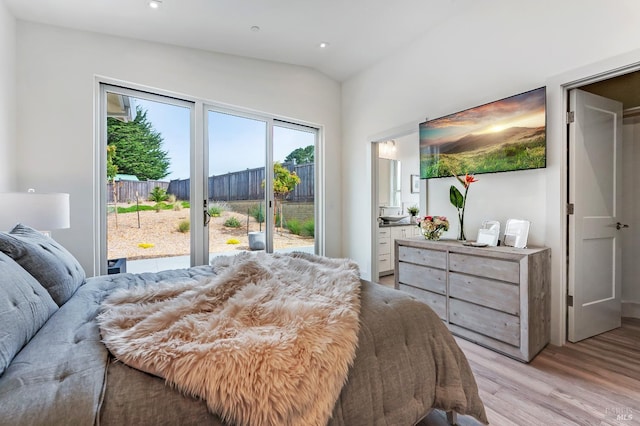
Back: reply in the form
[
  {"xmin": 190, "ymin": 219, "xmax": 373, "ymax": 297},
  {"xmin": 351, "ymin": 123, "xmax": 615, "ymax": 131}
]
[{"xmin": 98, "ymin": 252, "xmax": 362, "ymax": 426}]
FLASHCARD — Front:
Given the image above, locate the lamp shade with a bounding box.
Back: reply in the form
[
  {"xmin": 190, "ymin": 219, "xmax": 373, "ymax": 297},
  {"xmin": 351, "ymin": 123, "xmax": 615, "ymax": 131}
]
[{"xmin": 0, "ymin": 192, "xmax": 70, "ymax": 231}]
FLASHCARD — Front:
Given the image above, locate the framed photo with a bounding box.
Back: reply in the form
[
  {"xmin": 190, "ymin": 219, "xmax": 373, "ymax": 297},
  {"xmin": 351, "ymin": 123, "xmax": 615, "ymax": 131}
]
[{"xmin": 410, "ymin": 174, "xmax": 420, "ymax": 193}]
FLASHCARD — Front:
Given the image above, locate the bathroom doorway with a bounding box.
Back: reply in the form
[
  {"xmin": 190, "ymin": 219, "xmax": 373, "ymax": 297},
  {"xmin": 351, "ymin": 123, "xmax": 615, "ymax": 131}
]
[{"xmin": 370, "ymin": 131, "xmax": 422, "ymax": 283}]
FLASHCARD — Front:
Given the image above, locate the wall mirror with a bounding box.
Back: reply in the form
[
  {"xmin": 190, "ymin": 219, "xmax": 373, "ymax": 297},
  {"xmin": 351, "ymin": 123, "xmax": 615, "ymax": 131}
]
[{"xmin": 378, "ymin": 158, "xmax": 401, "ymax": 208}]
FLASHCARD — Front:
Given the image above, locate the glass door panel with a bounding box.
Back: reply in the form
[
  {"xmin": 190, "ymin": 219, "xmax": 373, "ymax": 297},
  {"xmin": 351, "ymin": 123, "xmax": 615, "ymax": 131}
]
[
  {"xmin": 105, "ymin": 91, "xmax": 192, "ymax": 273},
  {"xmin": 272, "ymin": 124, "xmax": 316, "ymax": 253},
  {"xmin": 207, "ymin": 111, "xmax": 267, "ymax": 261}
]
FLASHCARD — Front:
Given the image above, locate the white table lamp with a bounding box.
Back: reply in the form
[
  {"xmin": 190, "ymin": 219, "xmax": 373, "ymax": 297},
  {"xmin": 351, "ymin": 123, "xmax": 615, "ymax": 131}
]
[{"xmin": 0, "ymin": 190, "xmax": 70, "ymax": 236}]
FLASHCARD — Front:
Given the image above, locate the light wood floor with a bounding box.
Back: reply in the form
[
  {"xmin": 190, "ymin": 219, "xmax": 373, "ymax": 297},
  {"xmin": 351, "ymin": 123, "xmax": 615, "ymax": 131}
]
[
  {"xmin": 418, "ymin": 318, "xmax": 640, "ymax": 425},
  {"xmin": 375, "ymin": 277, "xmax": 639, "ymax": 425}
]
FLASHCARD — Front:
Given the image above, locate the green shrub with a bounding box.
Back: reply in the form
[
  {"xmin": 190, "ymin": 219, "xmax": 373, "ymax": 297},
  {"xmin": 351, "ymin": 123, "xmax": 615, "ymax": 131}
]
[
  {"xmin": 177, "ymin": 220, "xmax": 190, "ymax": 233},
  {"xmin": 249, "ymin": 204, "xmax": 265, "ymax": 223},
  {"xmin": 287, "ymin": 219, "xmax": 302, "ymax": 235},
  {"xmin": 301, "ymin": 219, "xmax": 315, "ymax": 237},
  {"xmin": 223, "ymin": 217, "xmax": 241, "ymax": 228},
  {"xmin": 149, "ymin": 186, "xmax": 169, "ymax": 202},
  {"xmin": 154, "ymin": 202, "xmax": 168, "ymax": 212},
  {"xmin": 181, "ymin": 201, "xmax": 190, "ymax": 209},
  {"xmin": 208, "ymin": 201, "xmax": 229, "ymax": 217}
]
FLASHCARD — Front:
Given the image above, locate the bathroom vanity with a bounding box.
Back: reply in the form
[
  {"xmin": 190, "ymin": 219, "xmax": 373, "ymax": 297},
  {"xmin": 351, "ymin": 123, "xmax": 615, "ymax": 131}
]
[{"xmin": 378, "ymin": 223, "xmax": 420, "ymax": 275}]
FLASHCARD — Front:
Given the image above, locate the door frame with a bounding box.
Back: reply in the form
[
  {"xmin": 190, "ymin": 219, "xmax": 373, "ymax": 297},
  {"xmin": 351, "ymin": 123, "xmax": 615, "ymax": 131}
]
[
  {"xmin": 550, "ymin": 55, "xmax": 640, "ymax": 345},
  {"xmin": 368, "ymin": 121, "xmax": 420, "ymax": 281},
  {"xmin": 97, "ymin": 83, "xmax": 198, "ymax": 275},
  {"xmin": 203, "ymin": 108, "xmax": 322, "ymax": 257},
  {"xmin": 272, "ymin": 120, "xmax": 322, "ymax": 255}
]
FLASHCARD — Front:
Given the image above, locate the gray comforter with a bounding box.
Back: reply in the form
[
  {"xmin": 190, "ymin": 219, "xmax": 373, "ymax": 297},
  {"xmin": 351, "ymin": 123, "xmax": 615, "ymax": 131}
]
[{"xmin": 0, "ymin": 266, "xmax": 487, "ymax": 425}]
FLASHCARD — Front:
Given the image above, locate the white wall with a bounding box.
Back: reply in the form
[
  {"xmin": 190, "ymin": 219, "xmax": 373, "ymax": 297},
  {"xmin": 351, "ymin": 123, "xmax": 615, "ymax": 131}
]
[
  {"xmin": 396, "ymin": 133, "xmax": 420, "ymax": 213},
  {"xmin": 342, "ymin": 0, "xmax": 640, "ymax": 345},
  {"xmin": 15, "ymin": 22, "xmax": 342, "ymax": 276},
  {"xmin": 622, "ymin": 120, "xmax": 640, "ymax": 318},
  {"xmin": 0, "ymin": 0, "xmax": 15, "ymax": 191}
]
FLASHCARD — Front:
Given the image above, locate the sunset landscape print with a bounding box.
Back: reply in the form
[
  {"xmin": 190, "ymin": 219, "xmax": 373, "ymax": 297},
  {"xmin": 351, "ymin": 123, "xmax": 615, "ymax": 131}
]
[{"xmin": 419, "ymin": 87, "xmax": 546, "ymax": 179}]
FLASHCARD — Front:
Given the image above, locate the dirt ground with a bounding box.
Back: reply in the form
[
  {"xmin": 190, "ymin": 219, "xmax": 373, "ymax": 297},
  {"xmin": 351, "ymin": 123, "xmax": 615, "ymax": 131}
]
[{"xmin": 107, "ymin": 202, "xmax": 314, "ymax": 260}]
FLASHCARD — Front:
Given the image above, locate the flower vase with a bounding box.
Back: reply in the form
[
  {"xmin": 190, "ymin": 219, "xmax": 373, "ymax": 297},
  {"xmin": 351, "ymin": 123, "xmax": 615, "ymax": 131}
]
[
  {"xmin": 423, "ymin": 228, "xmax": 444, "ymax": 241},
  {"xmin": 458, "ymin": 216, "xmax": 466, "ymax": 241}
]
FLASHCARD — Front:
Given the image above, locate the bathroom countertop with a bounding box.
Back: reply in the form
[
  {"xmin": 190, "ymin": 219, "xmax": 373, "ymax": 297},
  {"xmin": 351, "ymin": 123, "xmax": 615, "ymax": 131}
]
[{"xmin": 379, "ymin": 221, "xmax": 416, "ymax": 228}]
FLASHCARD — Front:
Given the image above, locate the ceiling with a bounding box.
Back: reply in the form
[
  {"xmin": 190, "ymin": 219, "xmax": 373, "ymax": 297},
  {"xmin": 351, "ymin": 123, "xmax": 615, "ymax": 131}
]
[
  {"xmin": 4, "ymin": 0, "xmax": 476, "ymax": 82},
  {"xmin": 580, "ymin": 70, "xmax": 640, "ymax": 112}
]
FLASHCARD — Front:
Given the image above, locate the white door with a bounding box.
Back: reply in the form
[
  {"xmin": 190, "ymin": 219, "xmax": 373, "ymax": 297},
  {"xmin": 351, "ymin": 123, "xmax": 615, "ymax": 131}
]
[{"xmin": 568, "ymin": 89, "xmax": 623, "ymax": 342}]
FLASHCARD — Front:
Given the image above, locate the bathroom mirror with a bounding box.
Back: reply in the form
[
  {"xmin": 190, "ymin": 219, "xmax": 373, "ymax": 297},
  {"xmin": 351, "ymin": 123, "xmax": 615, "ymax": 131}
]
[{"xmin": 378, "ymin": 158, "xmax": 401, "ymax": 208}]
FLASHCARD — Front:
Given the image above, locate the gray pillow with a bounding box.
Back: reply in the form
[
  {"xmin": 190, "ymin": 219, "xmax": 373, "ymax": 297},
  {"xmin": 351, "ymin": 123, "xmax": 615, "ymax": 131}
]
[
  {"xmin": 0, "ymin": 251, "xmax": 58, "ymax": 376},
  {"xmin": 0, "ymin": 224, "xmax": 86, "ymax": 306}
]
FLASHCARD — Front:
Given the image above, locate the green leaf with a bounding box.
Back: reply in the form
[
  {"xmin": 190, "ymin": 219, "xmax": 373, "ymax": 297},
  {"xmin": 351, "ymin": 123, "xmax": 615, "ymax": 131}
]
[
  {"xmin": 107, "ymin": 106, "xmax": 170, "ymax": 181},
  {"xmin": 450, "ymin": 185, "xmax": 464, "ymax": 209}
]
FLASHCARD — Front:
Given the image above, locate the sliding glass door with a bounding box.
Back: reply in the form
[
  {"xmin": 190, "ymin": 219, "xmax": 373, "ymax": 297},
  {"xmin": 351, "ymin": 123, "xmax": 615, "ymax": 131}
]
[
  {"xmin": 272, "ymin": 123, "xmax": 316, "ymax": 253},
  {"xmin": 207, "ymin": 110, "xmax": 268, "ymax": 258},
  {"xmin": 100, "ymin": 84, "xmax": 321, "ymax": 274},
  {"xmin": 206, "ymin": 109, "xmax": 319, "ymax": 260},
  {"xmin": 102, "ymin": 86, "xmax": 194, "ymax": 274}
]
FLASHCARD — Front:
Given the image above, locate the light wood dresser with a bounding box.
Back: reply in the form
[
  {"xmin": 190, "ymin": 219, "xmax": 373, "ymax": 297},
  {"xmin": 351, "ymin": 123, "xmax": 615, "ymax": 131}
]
[{"xmin": 394, "ymin": 238, "xmax": 551, "ymax": 362}]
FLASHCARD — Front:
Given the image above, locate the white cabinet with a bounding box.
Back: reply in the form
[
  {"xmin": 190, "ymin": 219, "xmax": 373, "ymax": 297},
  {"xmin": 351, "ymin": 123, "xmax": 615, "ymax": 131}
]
[
  {"xmin": 378, "ymin": 225, "xmax": 419, "ymax": 274},
  {"xmin": 378, "ymin": 228, "xmax": 391, "ymax": 273}
]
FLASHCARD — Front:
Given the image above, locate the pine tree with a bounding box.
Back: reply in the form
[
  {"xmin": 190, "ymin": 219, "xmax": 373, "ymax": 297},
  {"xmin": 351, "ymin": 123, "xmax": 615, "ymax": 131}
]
[
  {"xmin": 283, "ymin": 145, "xmax": 314, "ymax": 164},
  {"xmin": 107, "ymin": 106, "xmax": 170, "ymax": 181}
]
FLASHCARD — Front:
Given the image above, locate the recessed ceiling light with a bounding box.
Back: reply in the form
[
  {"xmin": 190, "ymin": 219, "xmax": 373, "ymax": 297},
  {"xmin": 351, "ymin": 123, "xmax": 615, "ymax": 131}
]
[
  {"xmin": 149, "ymin": 0, "xmax": 161, "ymax": 9},
  {"xmin": 250, "ymin": 26, "xmax": 261, "ymax": 32},
  {"xmin": 319, "ymin": 42, "xmax": 329, "ymax": 49}
]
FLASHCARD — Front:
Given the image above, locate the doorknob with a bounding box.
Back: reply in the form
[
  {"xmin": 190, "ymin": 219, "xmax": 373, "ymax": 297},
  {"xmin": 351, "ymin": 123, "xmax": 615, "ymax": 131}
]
[{"xmin": 616, "ymin": 222, "xmax": 630, "ymax": 230}]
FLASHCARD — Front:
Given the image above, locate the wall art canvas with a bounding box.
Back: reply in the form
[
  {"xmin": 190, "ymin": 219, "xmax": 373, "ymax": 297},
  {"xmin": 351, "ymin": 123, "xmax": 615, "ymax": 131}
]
[{"xmin": 419, "ymin": 87, "xmax": 546, "ymax": 179}]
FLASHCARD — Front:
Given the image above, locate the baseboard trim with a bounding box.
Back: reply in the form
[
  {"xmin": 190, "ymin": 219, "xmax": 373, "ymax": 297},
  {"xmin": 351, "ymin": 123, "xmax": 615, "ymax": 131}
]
[{"xmin": 622, "ymin": 301, "xmax": 640, "ymax": 319}]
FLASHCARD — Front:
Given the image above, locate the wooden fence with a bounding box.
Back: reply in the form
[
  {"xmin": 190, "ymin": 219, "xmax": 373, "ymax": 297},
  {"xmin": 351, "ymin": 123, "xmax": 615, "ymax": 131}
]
[
  {"xmin": 107, "ymin": 180, "xmax": 169, "ymax": 203},
  {"xmin": 166, "ymin": 162, "xmax": 314, "ymax": 202}
]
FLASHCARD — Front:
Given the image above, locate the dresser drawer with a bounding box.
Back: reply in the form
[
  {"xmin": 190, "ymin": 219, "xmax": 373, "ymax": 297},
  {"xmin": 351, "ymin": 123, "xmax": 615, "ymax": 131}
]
[
  {"xmin": 398, "ymin": 284, "xmax": 446, "ymax": 320},
  {"xmin": 398, "ymin": 261, "xmax": 446, "ymax": 295},
  {"xmin": 449, "ymin": 299, "xmax": 520, "ymax": 347},
  {"xmin": 449, "ymin": 253, "xmax": 519, "ymax": 284},
  {"xmin": 449, "ymin": 272, "xmax": 519, "ymax": 315},
  {"xmin": 398, "ymin": 246, "xmax": 446, "ymax": 270}
]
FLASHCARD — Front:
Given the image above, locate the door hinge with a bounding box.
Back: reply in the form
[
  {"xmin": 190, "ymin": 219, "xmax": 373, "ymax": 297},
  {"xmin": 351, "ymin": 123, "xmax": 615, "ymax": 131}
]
[
  {"xmin": 567, "ymin": 295, "xmax": 573, "ymax": 307},
  {"xmin": 567, "ymin": 111, "xmax": 575, "ymax": 123},
  {"xmin": 567, "ymin": 203, "xmax": 574, "ymax": 215}
]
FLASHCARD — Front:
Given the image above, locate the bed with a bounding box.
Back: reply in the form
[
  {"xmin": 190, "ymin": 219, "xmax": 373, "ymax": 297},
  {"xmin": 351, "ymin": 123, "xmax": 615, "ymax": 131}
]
[{"xmin": 0, "ymin": 224, "xmax": 487, "ymax": 425}]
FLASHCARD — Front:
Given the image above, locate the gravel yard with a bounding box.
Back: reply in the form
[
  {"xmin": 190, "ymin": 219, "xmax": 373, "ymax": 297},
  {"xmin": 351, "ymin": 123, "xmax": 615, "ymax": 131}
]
[{"xmin": 107, "ymin": 203, "xmax": 313, "ymax": 260}]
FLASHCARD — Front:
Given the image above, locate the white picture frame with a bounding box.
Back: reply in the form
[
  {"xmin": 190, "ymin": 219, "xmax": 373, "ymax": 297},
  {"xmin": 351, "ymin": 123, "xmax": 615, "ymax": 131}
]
[
  {"xmin": 410, "ymin": 174, "xmax": 420, "ymax": 193},
  {"xmin": 504, "ymin": 219, "xmax": 530, "ymax": 248},
  {"xmin": 477, "ymin": 220, "xmax": 500, "ymax": 246}
]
